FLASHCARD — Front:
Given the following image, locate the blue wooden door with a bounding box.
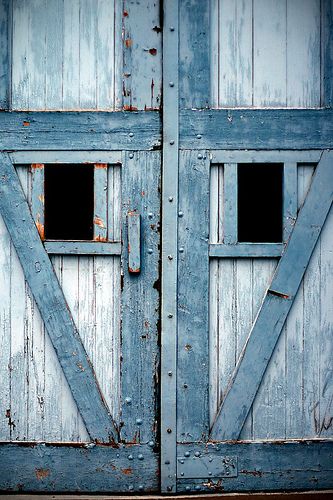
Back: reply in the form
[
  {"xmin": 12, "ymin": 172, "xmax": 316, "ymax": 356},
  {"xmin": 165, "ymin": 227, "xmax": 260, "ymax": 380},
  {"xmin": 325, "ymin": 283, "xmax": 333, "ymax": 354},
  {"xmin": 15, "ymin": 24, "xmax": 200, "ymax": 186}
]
[
  {"xmin": 160, "ymin": 0, "xmax": 333, "ymax": 494},
  {"xmin": 0, "ymin": 0, "xmax": 161, "ymax": 493}
]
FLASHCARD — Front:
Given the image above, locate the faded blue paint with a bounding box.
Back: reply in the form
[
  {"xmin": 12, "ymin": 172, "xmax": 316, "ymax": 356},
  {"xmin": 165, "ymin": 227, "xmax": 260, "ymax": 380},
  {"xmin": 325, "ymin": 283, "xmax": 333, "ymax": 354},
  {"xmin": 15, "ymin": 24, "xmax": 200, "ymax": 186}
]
[
  {"xmin": 210, "ymin": 151, "xmax": 333, "ymax": 440},
  {"xmin": 94, "ymin": 164, "xmax": 108, "ymax": 242},
  {"xmin": 223, "ymin": 163, "xmax": 238, "ymax": 245},
  {"xmin": 180, "ymin": 109, "xmax": 333, "ymax": 150},
  {"xmin": 0, "ymin": 111, "xmax": 161, "ymax": 151},
  {"xmin": 44, "ymin": 241, "xmax": 121, "ymax": 255},
  {"xmin": 322, "ymin": 0, "xmax": 333, "ymax": 107},
  {"xmin": 0, "ymin": 152, "xmax": 117, "ymax": 442},
  {"xmin": 127, "ymin": 212, "xmax": 141, "ymax": 274},
  {"xmin": 209, "ymin": 243, "xmax": 284, "ymax": 258},
  {"xmin": 0, "ymin": 0, "xmax": 9, "ymax": 109}
]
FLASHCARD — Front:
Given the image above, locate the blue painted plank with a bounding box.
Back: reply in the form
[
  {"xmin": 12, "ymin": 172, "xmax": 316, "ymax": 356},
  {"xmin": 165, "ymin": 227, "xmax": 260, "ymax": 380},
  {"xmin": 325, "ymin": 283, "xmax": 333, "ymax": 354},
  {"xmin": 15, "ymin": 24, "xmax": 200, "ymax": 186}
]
[
  {"xmin": 283, "ymin": 162, "xmax": 298, "ymax": 242},
  {"xmin": 120, "ymin": 151, "xmax": 160, "ymax": 446},
  {"xmin": 0, "ymin": 152, "xmax": 117, "ymax": 442},
  {"xmin": 223, "ymin": 163, "xmax": 238, "ymax": 244},
  {"xmin": 179, "ymin": 0, "xmax": 210, "ymax": 109},
  {"xmin": 322, "ymin": 0, "xmax": 333, "ymax": 107},
  {"xmin": 177, "ymin": 151, "xmax": 210, "ymax": 442},
  {"xmin": 10, "ymin": 150, "xmax": 122, "ymax": 164},
  {"xmin": 31, "ymin": 163, "xmax": 45, "ymax": 240},
  {"xmin": 0, "ymin": 111, "xmax": 161, "ymax": 150},
  {"xmin": 180, "ymin": 109, "xmax": 333, "ymax": 149},
  {"xmin": 209, "ymin": 243, "xmax": 284, "ymax": 258},
  {"xmin": 0, "ymin": 0, "xmax": 9, "ymax": 109},
  {"xmin": 211, "ymin": 151, "xmax": 333, "ymax": 440},
  {"xmin": 161, "ymin": 0, "xmax": 179, "ymax": 492},
  {"xmin": 0, "ymin": 442, "xmax": 158, "ymax": 493},
  {"xmin": 44, "ymin": 241, "xmax": 121, "ymax": 255},
  {"xmin": 127, "ymin": 212, "xmax": 141, "ymax": 273},
  {"xmin": 94, "ymin": 164, "xmax": 108, "ymax": 241},
  {"xmin": 177, "ymin": 441, "xmax": 333, "ymax": 492}
]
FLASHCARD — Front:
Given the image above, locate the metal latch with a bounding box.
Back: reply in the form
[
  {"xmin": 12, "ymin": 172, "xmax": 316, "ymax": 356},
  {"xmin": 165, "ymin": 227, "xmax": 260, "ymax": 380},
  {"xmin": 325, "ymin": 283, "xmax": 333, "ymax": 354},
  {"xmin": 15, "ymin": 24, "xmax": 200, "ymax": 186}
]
[{"xmin": 177, "ymin": 455, "xmax": 238, "ymax": 479}]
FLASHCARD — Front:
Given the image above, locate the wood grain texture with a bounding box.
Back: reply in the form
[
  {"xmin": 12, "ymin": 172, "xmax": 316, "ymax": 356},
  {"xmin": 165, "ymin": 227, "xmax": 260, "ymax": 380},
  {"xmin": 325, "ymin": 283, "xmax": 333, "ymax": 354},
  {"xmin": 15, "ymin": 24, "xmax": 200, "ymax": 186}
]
[
  {"xmin": 177, "ymin": 441, "xmax": 333, "ymax": 492},
  {"xmin": 180, "ymin": 109, "xmax": 333, "ymax": 150},
  {"xmin": 0, "ymin": 153, "xmax": 117, "ymax": 442},
  {"xmin": 211, "ymin": 152, "xmax": 333, "ymax": 440},
  {"xmin": 0, "ymin": 442, "xmax": 158, "ymax": 493},
  {"xmin": 177, "ymin": 151, "xmax": 210, "ymax": 442},
  {"xmin": 211, "ymin": 0, "xmax": 321, "ymax": 108},
  {"xmin": 0, "ymin": 111, "xmax": 161, "ymax": 151},
  {"xmin": 0, "ymin": 0, "xmax": 10, "ymax": 109}
]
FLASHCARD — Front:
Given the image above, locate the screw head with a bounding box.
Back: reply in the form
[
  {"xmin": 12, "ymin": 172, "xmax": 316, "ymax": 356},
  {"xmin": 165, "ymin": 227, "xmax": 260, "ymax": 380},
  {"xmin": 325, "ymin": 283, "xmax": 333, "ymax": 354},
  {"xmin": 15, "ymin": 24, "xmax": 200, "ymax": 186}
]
[
  {"xmin": 136, "ymin": 418, "xmax": 143, "ymax": 425},
  {"xmin": 194, "ymin": 451, "xmax": 200, "ymax": 457},
  {"xmin": 128, "ymin": 454, "xmax": 133, "ymax": 460},
  {"xmin": 168, "ymin": 255, "xmax": 173, "ymax": 260},
  {"xmin": 148, "ymin": 248, "xmax": 153, "ymax": 254},
  {"xmin": 169, "ymin": 140, "xmax": 175, "ymax": 145},
  {"xmin": 165, "ymin": 460, "xmax": 170, "ymax": 465},
  {"xmin": 168, "ymin": 371, "xmax": 173, "ymax": 376},
  {"xmin": 167, "ymin": 486, "xmax": 172, "ymax": 492},
  {"xmin": 196, "ymin": 134, "xmax": 202, "ymax": 139},
  {"xmin": 168, "ymin": 196, "xmax": 173, "ymax": 202},
  {"xmin": 184, "ymin": 451, "xmax": 190, "ymax": 457},
  {"xmin": 138, "ymin": 453, "xmax": 144, "ymax": 460},
  {"xmin": 139, "ymin": 485, "xmax": 144, "ymax": 491},
  {"xmin": 125, "ymin": 397, "xmax": 132, "ymax": 405},
  {"xmin": 169, "ymin": 82, "xmax": 174, "ymax": 87},
  {"xmin": 148, "ymin": 212, "xmax": 153, "ymax": 219},
  {"xmin": 170, "ymin": 26, "xmax": 175, "ymax": 31},
  {"xmin": 129, "ymin": 153, "xmax": 134, "ymax": 159},
  {"xmin": 168, "ymin": 313, "xmax": 173, "ymax": 318},
  {"xmin": 179, "ymin": 247, "xmax": 184, "ymax": 253},
  {"xmin": 198, "ymin": 153, "xmax": 203, "ymax": 159},
  {"xmin": 129, "ymin": 132, "xmax": 134, "ymax": 137},
  {"xmin": 185, "ymin": 486, "xmax": 191, "ymax": 491},
  {"xmin": 167, "ymin": 428, "xmax": 172, "ymax": 434},
  {"xmin": 148, "ymin": 440, "xmax": 154, "ymax": 447},
  {"xmin": 178, "ymin": 211, "xmax": 183, "ymax": 217}
]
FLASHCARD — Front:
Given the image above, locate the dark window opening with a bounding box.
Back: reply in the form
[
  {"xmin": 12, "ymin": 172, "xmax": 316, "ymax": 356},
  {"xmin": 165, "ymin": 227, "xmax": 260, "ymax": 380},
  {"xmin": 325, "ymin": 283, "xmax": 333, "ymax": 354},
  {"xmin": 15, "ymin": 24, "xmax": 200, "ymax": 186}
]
[
  {"xmin": 44, "ymin": 164, "xmax": 94, "ymax": 240},
  {"xmin": 238, "ymin": 163, "xmax": 283, "ymax": 243}
]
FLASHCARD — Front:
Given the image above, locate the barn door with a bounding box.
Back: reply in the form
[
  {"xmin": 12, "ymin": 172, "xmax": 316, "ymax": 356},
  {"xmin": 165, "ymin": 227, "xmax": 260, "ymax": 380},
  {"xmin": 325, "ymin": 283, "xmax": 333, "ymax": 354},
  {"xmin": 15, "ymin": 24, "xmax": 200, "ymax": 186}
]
[
  {"xmin": 0, "ymin": 0, "xmax": 161, "ymax": 493},
  {"xmin": 160, "ymin": 0, "xmax": 333, "ymax": 493}
]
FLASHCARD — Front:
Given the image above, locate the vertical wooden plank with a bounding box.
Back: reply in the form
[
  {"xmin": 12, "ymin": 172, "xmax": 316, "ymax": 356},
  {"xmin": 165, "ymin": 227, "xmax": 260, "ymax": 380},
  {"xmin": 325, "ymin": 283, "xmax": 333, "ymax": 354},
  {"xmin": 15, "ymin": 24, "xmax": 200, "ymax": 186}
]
[
  {"xmin": 123, "ymin": 0, "xmax": 162, "ymax": 110},
  {"xmin": 287, "ymin": 0, "xmax": 321, "ymax": 107},
  {"xmin": 12, "ymin": 0, "xmax": 30, "ymax": 110},
  {"xmin": 127, "ymin": 213, "xmax": 141, "ymax": 273},
  {"xmin": 45, "ymin": 0, "xmax": 63, "ymax": 109},
  {"xmin": 217, "ymin": 0, "xmax": 253, "ymax": 107},
  {"xmin": 283, "ymin": 162, "xmax": 297, "ymax": 242},
  {"xmin": 79, "ymin": 0, "xmax": 97, "ymax": 109},
  {"xmin": 0, "ymin": 0, "xmax": 10, "ymax": 109},
  {"xmin": 107, "ymin": 164, "xmax": 122, "ymax": 242},
  {"xmin": 96, "ymin": 0, "xmax": 115, "ymax": 110},
  {"xmin": 223, "ymin": 163, "xmax": 238, "ymax": 244},
  {"xmin": 322, "ymin": 0, "xmax": 333, "ymax": 108},
  {"xmin": 161, "ymin": 0, "xmax": 179, "ymax": 491},
  {"xmin": 27, "ymin": 0, "xmax": 46, "ymax": 110},
  {"xmin": 94, "ymin": 164, "xmax": 108, "ymax": 241},
  {"xmin": 319, "ymin": 205, "xmax": 333, "ymax": 437},
  {"xmin": 121, "ymin": 151, "xmax": 160, "ymax": 446},
  {"xmin": 0, "ymin": 213, "xmax": 11, "ymax": 439},
  {"xmin": 177, "ymin": 151, "xmax": 210, "ymax": 442},
  {"xmin": 63, "ymin": 0, "xmax": 80, "ymax": 109},
  {"xmin": 253, "ymin": 0, "xmax": 287, "ymax": 106},
  {"xmin": 31, "ymin": 164, "xmax": 44, "ymax": 240},
  {"xmin": 210, "ymin": 0, "xmax": 219, "ymax": 108},
  {"xmin": 179, "ymin": 0, "xmax": 210, "ymax": 108}
]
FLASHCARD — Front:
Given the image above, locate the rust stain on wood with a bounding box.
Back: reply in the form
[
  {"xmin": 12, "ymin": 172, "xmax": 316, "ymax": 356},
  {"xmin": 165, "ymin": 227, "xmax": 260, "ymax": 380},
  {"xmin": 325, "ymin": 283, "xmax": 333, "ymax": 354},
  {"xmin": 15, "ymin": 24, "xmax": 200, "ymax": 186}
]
[
  {"xmin": 94, "ymin": 163, "xmax": 108, "ymax": 169},
  {"xmin": 149, "ymin": 48, "xmax": 157, "ymax": 56},
  {"xmin": 31, "ymin": 163, "xmax": 44, "ymax": 169},
  {"xmin": 35, "ymin": 468, "xmax": 50, "ymax": 480},
  {"xmin": 120, "ymin": 467, "xmax": 133, "ymax": 475},
  {"xmin": 125, "ymin": 38, "xmax": 132, "ymax": 48},
  {"xmin": 94, "ymin": 216, "xmax": 106, "ymax": 228},
  {"xmin": 22, "ymin": 121, "xmax": 30, "ymax": 127}
]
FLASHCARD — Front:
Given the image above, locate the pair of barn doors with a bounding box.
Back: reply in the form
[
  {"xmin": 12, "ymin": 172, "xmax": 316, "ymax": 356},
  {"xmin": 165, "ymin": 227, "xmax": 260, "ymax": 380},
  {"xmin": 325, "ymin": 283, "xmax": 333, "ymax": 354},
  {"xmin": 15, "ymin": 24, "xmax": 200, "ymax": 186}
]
[{"xmin": 0, "ymin": 0, "xmax": 333, "ymax": 494}]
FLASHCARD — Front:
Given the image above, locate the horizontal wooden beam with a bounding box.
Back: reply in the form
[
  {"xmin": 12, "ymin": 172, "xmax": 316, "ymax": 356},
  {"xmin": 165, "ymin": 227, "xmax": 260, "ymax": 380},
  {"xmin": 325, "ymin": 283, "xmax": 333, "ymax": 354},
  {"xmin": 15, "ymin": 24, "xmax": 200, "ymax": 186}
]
[
  {"xmin": 44, "ymin": 241, "xmax": 121, "ymax": 255},
  {"xmin": 209, "ymin": 243, "xmax": 284, "ymax": 258},
  {"xmin": 210, "ymin": 151, "xmax": 333, "ymax": 441},
  {"xmin": 177, "ymin": 441, "xmax": 333, "ymax": 493},
  {"xmin": 0, "ymin": 442, "xmax": 158, "ymax": 492},
  {"xmin": 180, "ymin": 109, "xmax": 333, "ymax": 150},
  {"xmin": 0, "ymin": 111, "xmax": 161, "ymax": 151},
  {"xmin": 210, "ymin": 150, "xmax": 321, "ymax": 164},
  {"xmin": 10, "ymin": 150, "xmax": 122, "ymax": 164},
  {"xmin": 0, "ymin": 153, "xmax": 117, "ymax": 442}
]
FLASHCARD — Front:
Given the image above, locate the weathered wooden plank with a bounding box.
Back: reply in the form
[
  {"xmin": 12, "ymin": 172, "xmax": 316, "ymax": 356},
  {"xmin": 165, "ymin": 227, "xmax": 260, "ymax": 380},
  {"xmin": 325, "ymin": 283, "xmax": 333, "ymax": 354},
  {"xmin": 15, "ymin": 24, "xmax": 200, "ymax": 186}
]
[
  {"xmin": 179, "ymin": 109, "xmax": 333, "ymax": 150},
  {"xmin": 177, "ymin": 441, "xmax": 333, "ymax": 492},
  {"xmin": 0, "ymin": 443, "xmax": 158, "ymax": 493},
  {"xmin": 127, "ymin": 213, "xmax": 141, "ymax": 274},
  {"xmin": 10, "ymin": 151, "xmax": 122, "ymax": 165},
  {"xmin": 0, "ymin": 153, "xmax": 117, "ymax": 442},
  {"xmin": 0, "ymin": 111, "xmax": 161, "ymax": 151},
  {"xmin": 94, "ymin": 164, "xmax": 108, "ymax": 241},
  {"xmin": 161, "ymin": 0, "xmax": 179, "ymax": 491},
  {"xmin": 322, "ymin": 0, "xmax": 333, "ymax": 107},
  {"xmin": 211, "ymin": 151, "xmax": 333, "ymax": 440},
  {"xmin": 31, "ymin": 164, "xmax": 45, "ymax": 240},
  {"xmin": 0, "ymin": 0, "xmax": 10, "ymax": 109},
  {"xmin": 283, "ymin": 162, "xmax": 298, "ymax": 243},
  {"xmin": 223, "ymin": 163, "xmax": 237, "ymax": 244},
  {"xmin": 179, "ymin": 0, "xmax": 210, "ymax": 109},
  {"xmin": 121, "ymin": 152, "xmax": 160, "ymax": 446},
  {"xmin": 123, "ymin": 0, "xmax": 162, "ymax": 110},
  {"xmin": 177, "ymin": 151, "xmax": 210, "ymax": 442},
  {"xmin": 209, "ymin": 243, "xmax": 283, "ymax": 258},
  {"xmin": 211, "ymin": 150, "xmax": 322, "ymax": 165},
  {"xmin": 44, "ymin": 241, "xmax": 121, "ymax": 255}
]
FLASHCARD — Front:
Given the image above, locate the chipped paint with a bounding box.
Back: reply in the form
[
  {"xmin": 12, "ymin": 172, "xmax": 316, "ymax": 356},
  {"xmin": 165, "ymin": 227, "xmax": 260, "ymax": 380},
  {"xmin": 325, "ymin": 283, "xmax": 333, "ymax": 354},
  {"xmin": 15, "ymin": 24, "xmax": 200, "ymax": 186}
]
[
  {"xmin": 35, "ymin": 468, "xmax": 50, "ymax": 480},
  {"xmin": 94, "ymin": 216, "xmax": 106, "ymax": 228}
]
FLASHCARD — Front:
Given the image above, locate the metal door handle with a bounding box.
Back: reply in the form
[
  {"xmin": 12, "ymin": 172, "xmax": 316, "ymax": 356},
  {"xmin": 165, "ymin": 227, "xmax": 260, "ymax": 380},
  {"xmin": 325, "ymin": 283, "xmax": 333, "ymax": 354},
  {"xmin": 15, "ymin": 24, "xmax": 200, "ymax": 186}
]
[{"xmin": 127, "ymin": 212, "xmax": 141, "ymax": 274}]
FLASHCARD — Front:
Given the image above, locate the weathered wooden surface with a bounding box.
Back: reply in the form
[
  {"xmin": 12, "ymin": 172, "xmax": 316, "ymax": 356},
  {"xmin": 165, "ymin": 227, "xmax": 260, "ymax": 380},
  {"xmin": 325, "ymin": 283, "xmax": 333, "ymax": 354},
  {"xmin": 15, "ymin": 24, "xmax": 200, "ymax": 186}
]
[
  {"xmin": 213, "ymin": 151, "xmax": 331, "ymax": 437},
  {"xmin": 179, "ymin": 109, "xmax": 333, "ymax": 150},
  {"xmin": 211, "ymin": 0, "xmax": 321, "ymax": 108},
  {"xmin": 177, "ymin": 441, "xmax": 333, "ymax": 492},
  {"xmin": 0, "ymin": 111, "xmax": 161, "ymax": 151},
  {"xmin": 0, "ymin": 442, "xmax": 158, "ymax": 492}
]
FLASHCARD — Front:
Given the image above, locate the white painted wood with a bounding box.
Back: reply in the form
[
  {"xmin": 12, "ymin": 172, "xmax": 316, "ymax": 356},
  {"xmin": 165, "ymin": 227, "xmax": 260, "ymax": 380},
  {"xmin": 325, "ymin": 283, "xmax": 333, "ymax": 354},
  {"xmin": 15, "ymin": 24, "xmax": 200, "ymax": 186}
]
[
  {"xmin": 0, "ymin": 164, "xmax": 122, "ymax": 441},
  {"xmin": 211, "ymin": 0, "xmax": 322, "ymax": 108},
  {"xmin": 12, "ymin": 0, "xmax": 122, "ymax": 110}
]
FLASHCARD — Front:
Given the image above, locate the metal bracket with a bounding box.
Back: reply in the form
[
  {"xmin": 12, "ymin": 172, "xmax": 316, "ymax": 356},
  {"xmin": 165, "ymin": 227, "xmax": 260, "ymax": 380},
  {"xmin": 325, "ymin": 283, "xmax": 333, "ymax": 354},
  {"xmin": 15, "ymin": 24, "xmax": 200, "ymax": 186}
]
[{"xmin": 177, "ymin": 455, "xmax": 238, "ymax": 479}]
